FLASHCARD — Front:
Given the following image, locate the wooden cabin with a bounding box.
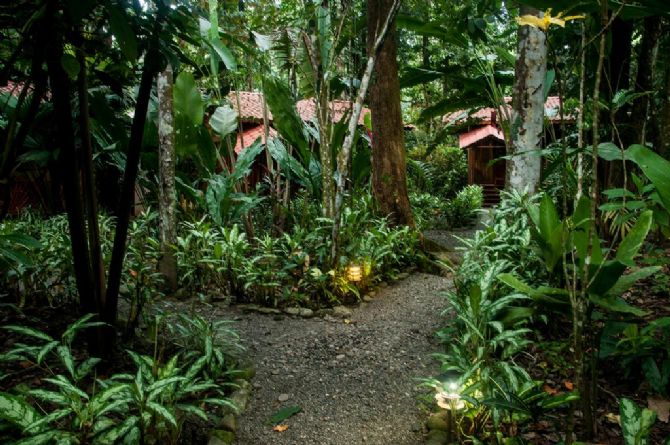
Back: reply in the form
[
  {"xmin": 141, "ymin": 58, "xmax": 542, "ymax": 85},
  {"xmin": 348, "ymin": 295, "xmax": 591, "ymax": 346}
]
[{"xmin": 444, "ymin": 97, "xmax": 569, "ymax": 206}]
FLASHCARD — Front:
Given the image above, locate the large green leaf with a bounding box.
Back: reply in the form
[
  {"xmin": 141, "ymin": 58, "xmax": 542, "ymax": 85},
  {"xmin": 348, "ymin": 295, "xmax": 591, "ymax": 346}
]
[
  {"xmin": 607, "ymin": 266, "xmax": 662, "ymax": 297},
  {"xmin": 209, "ymin": 105, "xmax": 238, "ymax": 138},
  {"xmin": 0, "ymin": 391, "xmax": 41, "ymax": 431},
  {"xmin": 174, "ymin": 72, "xmax": 203, "ymax": 126},
  {"xmin": 262, "ymin": 77, "xmax": 310, "ymax": 163},
  {"xmin": 627, "ymin": 144, "xmax": 670, "ymax": 213},
  {"xmin": 173, "ymin": 71, "xmax": 204, "ymax": 159},
  {"xmin": 616, "ymin": 210, "xmax": 652, "ymax": 267},
  {"xmin": 104, "ymin": 3, "xmax": 138, "ymax": 62},
  {"xmin": 396, "ymin": 14, "xmax": 467, "ymax": 47},
  {"xmin": 620, "ymin": 397, "xmax": 657, "ymax": 445},
  {"xmin": 588, "ymin": 261, "xmax": 627, "ymax": 296},
  {"xmin": 209, "ymin": 38, "xmax": 237, "ymax": 71},
  {"xmin": 589, "ymin": 294, "xmax": 648, "ymax": 316}
]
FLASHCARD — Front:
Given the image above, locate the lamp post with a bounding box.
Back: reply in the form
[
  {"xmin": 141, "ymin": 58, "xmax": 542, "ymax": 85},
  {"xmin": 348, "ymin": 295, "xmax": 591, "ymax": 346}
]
[{"xmin": 435, "ymin": 381, "xmax": 463, "ymax": 443}]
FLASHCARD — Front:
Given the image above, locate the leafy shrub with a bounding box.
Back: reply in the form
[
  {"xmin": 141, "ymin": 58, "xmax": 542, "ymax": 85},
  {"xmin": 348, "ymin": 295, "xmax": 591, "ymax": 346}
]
[
  {"xmin": 442, "ymin": 184, "xmax": 483, "ymax": 228},
  {"xmin": 0, "ymin": 212, "xmax": 162, "ymax": 319},
  {"xmin": 407, "ymin": 145, "xmax": 467, "ymax": 199},
  {"xmin": 0, "ymin": 314, "xmax": 240, "ymax": 445},
  {"xmin": 410, "ymin": 185, "xmax": 482, "ymax": 230},
  {"xmin": 425, "ymin": 191, "xmax": 572, "ymax": 439}
]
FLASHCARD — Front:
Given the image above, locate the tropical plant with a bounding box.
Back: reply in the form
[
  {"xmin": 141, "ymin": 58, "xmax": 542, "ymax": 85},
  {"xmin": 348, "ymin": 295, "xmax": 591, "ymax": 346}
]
[
  {"xmin": 0, "ymin": 314, "xmax": 239, "ymax": 445},
  {"xmin": 620, "ymin": 398, "xmax": 657, "ymax": 445}
]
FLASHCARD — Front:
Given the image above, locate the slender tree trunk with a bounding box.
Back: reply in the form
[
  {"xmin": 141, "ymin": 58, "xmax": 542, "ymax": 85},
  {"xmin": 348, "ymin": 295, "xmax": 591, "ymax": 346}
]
[
  {"xmin": 507, "ymin": 6, "xmax": 547, "ymax": 194},
  {"xmin": 367, "ymin": 0, "xmax": 413, "ymax": 226},
  {"xmin": 157, "ymin": 65, "xmax": 178, "ymax": 291},
  {"xmin": 660, "ymin": 45, "xmax": 670, "ymax": 157},
  {"xmin": 76, "ymin": 46, "xmax": 106, "ymax": 310},
  {"xmin": 631, "ymin": 17, "xmax": 663, "ymax": 145},
  {"xmin": 45, "ymin": 19, "xmax": 98, "ymax": 328},
  {"xmin": 104, "ymin": 54, "xmax": 158, "ymax": 342},
  {"xmin": 330, "ymin": 0, "xmax": 400, "ymax": 262}
]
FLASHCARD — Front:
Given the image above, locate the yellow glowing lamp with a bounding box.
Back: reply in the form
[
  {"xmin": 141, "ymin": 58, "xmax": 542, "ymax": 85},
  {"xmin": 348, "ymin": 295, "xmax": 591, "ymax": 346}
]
[{"xmin": 346, "ymin": 265, "xmax": 363, "ymax": 282}]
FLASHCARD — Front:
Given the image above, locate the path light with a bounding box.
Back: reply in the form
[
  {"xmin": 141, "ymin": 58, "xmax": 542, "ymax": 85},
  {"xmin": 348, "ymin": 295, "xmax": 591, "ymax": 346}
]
[
  {"xmin": 435, "ymin": 382, "xmax": 465, "ymax": 411},
  {"xmin": 346, "ymin": 264, "xmax": 363, "ymax": 282},
  {"xmin": 435, "ymin": 376, "xmax": 464, "ymax": 443}
]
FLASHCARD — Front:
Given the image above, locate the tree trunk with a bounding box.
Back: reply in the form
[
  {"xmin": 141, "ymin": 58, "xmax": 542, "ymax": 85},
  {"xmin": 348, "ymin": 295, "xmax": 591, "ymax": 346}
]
[
  {"xmin": 660, "ymin": 43, "xmax": 670, "ymax": 157},
  {"xmin": 157, "ymin": 65, "xmax": 178, "ymax": 291},
  {"xmin": 630, "ymin": 17, "xmax": 662, "ymax": 145},
  {"xmin": 76, "ymin": 46, "xmax": 106, "ymax": 312},
  {"xmin": 507, "ymin": 6, "xmax": 547, "ymax": 194},
  {"xmin": 104, "ymin": 54, "xmax": 158, "ymax": 345},
  {"xmin": 367, "ymin": 0, "xmax": 414, "ymax": 226},
  {"xmin": 45, "ymin": 20, "xmax": 99, "ymax": 349}
]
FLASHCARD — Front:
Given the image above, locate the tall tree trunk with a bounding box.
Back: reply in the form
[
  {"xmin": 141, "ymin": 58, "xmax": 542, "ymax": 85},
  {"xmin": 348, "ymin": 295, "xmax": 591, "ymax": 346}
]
[
  {"xmin": 631, "ymin": 17, "xmax": 663, "ymax": 146},
  {"xmin": 367, "ymin": 0, "xmax": 413, "ymax": 226},
  {"xmin": 45, "ymin": 15, "xmax": 99, "ymax": 342},
  {"xmin": 104, "ymin": 54, "xmax": 158, "ymax": 345},
  {"xmin": 76, "ymin": 45, "xmax": 106, "ymax": 311},
  {"xmin": 330, "ymin": 0, "xmax": 400, "ymax": 262},
  {"xmin": 506, "ymin": 6, "xmax": 547, "ymax": 194},
  {"xmin": 157, "ymin": 65, "xmax": 178, "ymax": 291},
  {"xmin": 660, "ymin": 40, "xmax": 670, "ymax": 157}
]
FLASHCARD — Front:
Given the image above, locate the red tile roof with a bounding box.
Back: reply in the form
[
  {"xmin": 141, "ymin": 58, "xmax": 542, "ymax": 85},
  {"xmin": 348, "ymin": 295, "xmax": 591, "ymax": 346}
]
[
  {"xmin": 295, "ymin": 98, "xmax": 369, "ymax": 125},
  {"xmin": 234, "ymin": 125, "xmax": 278, "ymax": 154},
  {"xmin": 227, "ymin": 91, "xmax": 370, "ymax": 125},
  {"xmin": 228, "ymin": 91, "xmax": 270, "ymax": 122},
  {"xmin": 444, "ymin": 96, "xmax": 570, "ymax": 125},
  {"xmin": 459, "ymin": 124, "xmax": 505, "ymax": 148}
]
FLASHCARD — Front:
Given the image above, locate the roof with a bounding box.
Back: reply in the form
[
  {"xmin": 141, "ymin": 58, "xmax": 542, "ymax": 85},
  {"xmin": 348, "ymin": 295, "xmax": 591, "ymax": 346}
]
[
  {"xmin": 227, "ymin": 91, "xmax": 369, "ymax": 126},
  {"xmin": 459, "ymin": 124, "xmax": 505, "ymax": 149},
  {"xmin": 444, "ymin": 96, "xmax": 570, "ymax": 125},
  {"xmin": 295, "ymin": 98, "xmax": 368, "ymax": 126},
  {"xmin": 228, "ymin": 91, "xmax": 269, "ymax": 122},
  {"xmin": 234, "ymin": 125, "xmax": 278, "ymax": 154}
]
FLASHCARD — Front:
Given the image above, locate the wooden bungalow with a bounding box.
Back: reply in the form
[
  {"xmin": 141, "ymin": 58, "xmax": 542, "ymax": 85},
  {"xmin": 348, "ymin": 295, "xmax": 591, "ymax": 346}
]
[{"xmin": 444, "ymin": 97, "xmax": 570, "ymax": 206}]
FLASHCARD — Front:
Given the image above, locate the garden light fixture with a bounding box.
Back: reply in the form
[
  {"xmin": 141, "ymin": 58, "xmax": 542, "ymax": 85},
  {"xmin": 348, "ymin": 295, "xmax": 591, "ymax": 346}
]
[{"xmin": 346, "ymin": 264, "xmax": 363, "ymax": 282}]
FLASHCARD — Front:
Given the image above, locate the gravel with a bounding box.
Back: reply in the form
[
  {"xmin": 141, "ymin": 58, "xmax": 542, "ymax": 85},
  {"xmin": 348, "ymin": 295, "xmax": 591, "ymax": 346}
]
[{"xmin": 225, "ymin": 272, "xmax": 453, "ymax": 445}]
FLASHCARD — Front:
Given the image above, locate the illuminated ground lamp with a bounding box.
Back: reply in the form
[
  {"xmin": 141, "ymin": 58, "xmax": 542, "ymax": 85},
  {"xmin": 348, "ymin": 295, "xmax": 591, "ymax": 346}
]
[
  {"xmin": 346, "ymin": 264, "xmax": 363, "ymax": 282},
  {"xmin": 435, "ymin": 380, "xmax": 464, "ymax": 443}
]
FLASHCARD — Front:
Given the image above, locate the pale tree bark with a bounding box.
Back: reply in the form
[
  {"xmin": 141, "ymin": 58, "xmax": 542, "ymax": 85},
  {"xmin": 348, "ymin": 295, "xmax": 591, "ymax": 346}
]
[
  {"xmin": 507, "ymin": 6, "xmax": 547, "ymax": 195},
  {"xmin": 330, "ymin": 0, "xmax": 400, "ymax": 261},
  {"xmin": 631, "ymin": 17, "xmax": 662, "ymax": 146},
  {"xmin": 367, "ymin": 0, "xmax": 414, "ymax": 227},
  {"xmin": 157, "ymin": 65, "xmax": 178, "ymax": 291}
]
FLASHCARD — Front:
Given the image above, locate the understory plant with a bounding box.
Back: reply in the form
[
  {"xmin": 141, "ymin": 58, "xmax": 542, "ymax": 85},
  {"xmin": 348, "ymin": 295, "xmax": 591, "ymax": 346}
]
[
  {"xmin": 427, "ymin": 192, "xmax": 575, "ymax": 440},
  {"xmin": 0, "ymin": 314, "xmax": 240, "ymax": 445}
]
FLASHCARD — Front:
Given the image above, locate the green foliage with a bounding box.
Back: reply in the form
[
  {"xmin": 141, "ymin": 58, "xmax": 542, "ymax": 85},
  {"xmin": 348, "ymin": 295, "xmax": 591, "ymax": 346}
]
[
  {"xmin": 443, "ymin": 185, "xmax": 483, "ymax": 227},
  {"xmin": 0, "ymin": 315, "xmax": 240, "ymax": 445},
  {"xmin": 601, "ymin": 173, "xmax": 670, "ymax": 239},
  {"xmin": 173, "ymin": 196, "xmax": 419, "ymax": 305},
  {"xmin": 0, "ymin": 231, "xmax": 41, "ymax": 273},
  {"xmin": 600, "ymin": 318, "xmax": 670, "ymax": 396},
  {"xmin": 408, "ymin": 145, "xmax": 468, "ymax": 199},
  {"xmin": 620, "ymin": 398, "xmax": 657, "ymax": 445},
  {"xmin": 0, "ymin": 212, "xmax": 161, "ymax": 313}
]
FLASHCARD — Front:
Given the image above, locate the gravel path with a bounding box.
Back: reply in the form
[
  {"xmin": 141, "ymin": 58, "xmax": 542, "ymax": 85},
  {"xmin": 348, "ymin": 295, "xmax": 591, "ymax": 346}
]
[{"xmin": 227, "ymin": 273, "xmax": 452, "ymax": 445}]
